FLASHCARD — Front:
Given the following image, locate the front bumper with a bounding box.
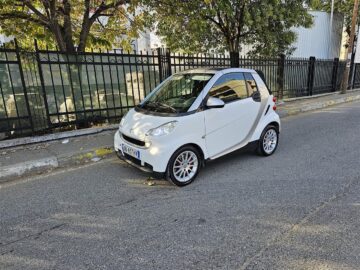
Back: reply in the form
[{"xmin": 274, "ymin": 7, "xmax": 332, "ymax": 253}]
[{"xmin": 114, "ymin": 130, "xmax": 169, "ymax": 176}]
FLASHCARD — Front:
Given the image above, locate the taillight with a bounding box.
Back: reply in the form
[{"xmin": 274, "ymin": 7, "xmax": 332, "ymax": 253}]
[
  {"xmin": 273, "ymin": 105, "xmax": 277, "ymax": 111},
  {"xmin": 273, "ymin": 96, "xmax": 277, "ymax": 103}
]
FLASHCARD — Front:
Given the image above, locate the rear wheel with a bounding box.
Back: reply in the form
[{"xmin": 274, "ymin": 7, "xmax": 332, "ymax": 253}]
[
  {"xmin": 167, "ymin": 146, "xmax": 201, "ymax": 186},
  {"xmin": 257, "ymin": 125, "xmax": 279, "ymax": 156}
]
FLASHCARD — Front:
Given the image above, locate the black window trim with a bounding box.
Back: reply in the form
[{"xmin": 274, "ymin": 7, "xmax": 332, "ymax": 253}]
[
  {"xmin": 244, "ymin": 72, "xmax": 260, "ymax": 99},
  {"xmin": 207, "ymin": 72, "xmax": 257, "ymax": 104},
  {"xmin": 254, "ymin": 69, "xmax": 272, "ymax": 94}
]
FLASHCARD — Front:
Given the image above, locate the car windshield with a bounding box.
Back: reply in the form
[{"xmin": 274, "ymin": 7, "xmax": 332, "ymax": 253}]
[{"xmin": 139, "ymin": 73, "xmax": 213, "ymax": 113}]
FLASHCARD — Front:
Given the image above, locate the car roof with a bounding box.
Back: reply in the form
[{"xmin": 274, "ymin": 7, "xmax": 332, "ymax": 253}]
[{"xmin": 177, "ymin": 67, "xmax": 256, "ymax": 74}]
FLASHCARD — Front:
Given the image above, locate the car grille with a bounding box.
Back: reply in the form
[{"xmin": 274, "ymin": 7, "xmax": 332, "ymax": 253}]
[{"xmin": 121, "ymin": 133, "xmax": 145, "ymax": 147}]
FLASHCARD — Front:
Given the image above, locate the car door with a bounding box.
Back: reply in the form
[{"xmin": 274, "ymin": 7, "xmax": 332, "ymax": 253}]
[{"xmin": 204, "ymin": 72, "xmax": 262, "ymax": 158}]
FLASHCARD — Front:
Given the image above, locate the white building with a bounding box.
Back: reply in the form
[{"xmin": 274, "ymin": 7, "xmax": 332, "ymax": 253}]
[
  {"xmin": 0, "ymin": 35, "xmax": 13, "ymax": 46},
  {"xmin": 240, "ymin": 11, "xmax": 344, "ymax": 59},
  {"xmin": 291, "ymin": 11, "xmax": 343, "ymax": 59}
]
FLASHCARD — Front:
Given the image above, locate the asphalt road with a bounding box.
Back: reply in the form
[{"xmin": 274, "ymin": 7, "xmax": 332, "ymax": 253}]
[{"xmin": 1, "ymin": 101, "xmax": 360, "ymax": 270}]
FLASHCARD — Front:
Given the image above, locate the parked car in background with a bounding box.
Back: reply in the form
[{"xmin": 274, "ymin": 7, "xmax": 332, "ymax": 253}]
[{"xmin": 114, "ymin": 68, "xmax": 280, "ymax": 186}]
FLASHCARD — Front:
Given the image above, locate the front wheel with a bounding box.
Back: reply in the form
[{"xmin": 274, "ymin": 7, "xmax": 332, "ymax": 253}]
[
  {"xmin": 257, "ymin": 125, "xmax": 279, "ymax": 156},
  {"xmin": 167, "ymin": 146, "xmax": 201, "ymax": 186}
]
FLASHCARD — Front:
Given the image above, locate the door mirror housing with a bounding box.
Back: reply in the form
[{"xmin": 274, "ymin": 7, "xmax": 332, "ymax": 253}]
[
  {"xmin": 206, "ymin": 97, "xmax": 225, "ymax": 109},
  {"xmin": 251, "ymin": 91, "xmax": 261, "ymax": 102}
]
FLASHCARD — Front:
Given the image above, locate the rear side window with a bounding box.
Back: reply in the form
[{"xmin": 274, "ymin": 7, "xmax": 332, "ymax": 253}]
[
  {"xmin": 208, "ymin": 73, "xmax": 248, "ymax": 103},
  {"xmin": 244, "ymin": 73, "xmax": 258, "ymax": 96}
]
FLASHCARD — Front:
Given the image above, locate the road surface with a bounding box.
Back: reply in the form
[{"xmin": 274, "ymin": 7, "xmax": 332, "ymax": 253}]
[{"xmin": 1, "ymin": 101, "xmax": 360, "ymax": 270}]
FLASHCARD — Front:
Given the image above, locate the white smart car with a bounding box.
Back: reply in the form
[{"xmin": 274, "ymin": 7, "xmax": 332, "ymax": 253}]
[{"xmin": 114, "ymin": 68, "xmax": 280, "ymax": 186}]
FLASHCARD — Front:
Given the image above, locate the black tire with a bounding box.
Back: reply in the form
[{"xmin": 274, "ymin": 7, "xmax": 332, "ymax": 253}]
[
  {"xmin": 166, "ymin": 145, "xmax": 202, "ymax": 187},
  {"xmin": 257, "ymin": 125, "xmax": 279, "ymax": 156}
]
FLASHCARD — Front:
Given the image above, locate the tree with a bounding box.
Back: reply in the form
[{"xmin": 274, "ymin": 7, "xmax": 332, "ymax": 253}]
[
  {"xmin": 309, "ymin": 0, "xmax": 357, "ymax": 38},
  {"xmin": 0, "ymin": 0, "xmax": 146, "ymax": 52},
  {"xmin": 143, "ymin": 0, "xmax": 313, "ymax": 57}
]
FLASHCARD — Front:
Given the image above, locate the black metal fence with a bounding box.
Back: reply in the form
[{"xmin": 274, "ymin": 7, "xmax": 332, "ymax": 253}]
[{"xmin": 0, "ymin": 41, "xmax": 355, "ymax": 139}]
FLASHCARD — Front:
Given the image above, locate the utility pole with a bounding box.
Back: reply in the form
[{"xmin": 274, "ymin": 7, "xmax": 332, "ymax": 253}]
[
  {"xmin": 341, "ymin": 0, "xmax": 359, "ymax": 94},
  {"xmin": 328, "ymin": 0, "xmax": 335, "ymax": 57}
]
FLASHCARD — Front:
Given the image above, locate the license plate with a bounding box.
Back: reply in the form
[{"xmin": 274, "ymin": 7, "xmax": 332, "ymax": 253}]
[{"xmin": 122, "ymin": 144, "xmax": 140, "ymax": 160}]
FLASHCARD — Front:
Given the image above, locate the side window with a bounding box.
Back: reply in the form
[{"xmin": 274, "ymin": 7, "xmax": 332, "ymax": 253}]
[
  {"xmin": 208, "ymin": 73, "xmax": 248, "ymax": 103},
  {"xmin": 244, "ymin": 73, "xmax": 259, "ymax": 96}
]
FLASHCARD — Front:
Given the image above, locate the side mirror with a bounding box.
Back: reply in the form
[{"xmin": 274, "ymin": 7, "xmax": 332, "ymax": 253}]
[
  {"xmin": 206, "ymin": 97, "xmax": 225, "ymax": 109},
  {"xmin": 251, "ymin": 91, "xmax": 261, "ymax": 102}
]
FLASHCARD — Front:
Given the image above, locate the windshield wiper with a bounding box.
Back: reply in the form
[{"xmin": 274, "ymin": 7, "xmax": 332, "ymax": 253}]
[{"xmin": 143, "ymin": 101, "xmax": 178, "ymax": 113}]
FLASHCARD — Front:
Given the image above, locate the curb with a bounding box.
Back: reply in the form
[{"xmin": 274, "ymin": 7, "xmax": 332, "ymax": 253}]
[
  {"xmin": 277, "ymin": 94, "xmax": 360, "ymax": 118},
  {"xmin": 0, "ymin": 125, "xmax": 118, "ymax": 149},
  {"xmin": 1, "ymin": 94, "xmax": 360, "ymax": 183},
  {"xmin": 0, "ymin": 147, "xmax": 115, "ymax": 184},
  {"xmin": 0, "ymin": 157, "xmax": 59, "ymax": 183}
]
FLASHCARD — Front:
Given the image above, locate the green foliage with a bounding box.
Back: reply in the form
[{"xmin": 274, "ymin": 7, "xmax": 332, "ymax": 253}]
[
  {"xmin": 144, "ymin": 0, "xmax": 313, "ymax": 57},
  {"xmin": 309, "ymin": 0, "xmax": 356, "ymax": 36},
  {"xmin": 0, "ymin": 0, "xmax": 148, "ymax": 52}
]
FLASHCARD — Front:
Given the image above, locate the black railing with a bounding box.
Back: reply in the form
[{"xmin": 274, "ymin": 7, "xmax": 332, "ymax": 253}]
[{"xmin": 0, "ymin": 41, "xmax": 355, "ymax": 139}]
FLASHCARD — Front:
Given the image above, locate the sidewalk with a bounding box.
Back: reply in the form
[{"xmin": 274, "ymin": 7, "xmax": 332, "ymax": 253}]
[{"xmin": 1, "ymin": 90, "xmax": 360, "ymax": 183}]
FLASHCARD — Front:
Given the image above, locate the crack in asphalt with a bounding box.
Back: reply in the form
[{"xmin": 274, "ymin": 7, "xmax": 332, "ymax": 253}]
[
  {"xmin": 239, "ymin": 175, "xmax": 360, "ymax": 270},
  {"xmin": 0, "ymin": 223, "xmax": 66, "ymax": 252}
]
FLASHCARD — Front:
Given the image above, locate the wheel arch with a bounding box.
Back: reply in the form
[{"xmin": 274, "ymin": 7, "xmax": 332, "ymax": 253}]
[
  {"xmin": 168, "ymin": 143, "xmax": 206, "ymax": 169},
  {"xmin": 249, "ymin": 112, "xmax": 281, "ymax": 142},
  {"xmin": 268, "ymin": 121, "xmax": 280, "ymax": 132}
]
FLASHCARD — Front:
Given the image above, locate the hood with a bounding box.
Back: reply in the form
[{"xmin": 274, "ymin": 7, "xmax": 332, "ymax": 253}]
[{"xmin": 120, "ymin": 109, "xmax": 176, "ymax": 140}]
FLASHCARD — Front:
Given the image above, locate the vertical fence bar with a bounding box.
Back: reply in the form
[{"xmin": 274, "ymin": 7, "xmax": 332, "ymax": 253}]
[
  {"xmin": 276, "ymin": 54, "xmax": 285, "ymax": 99},
  {"xmin": 331, "ymin": 58, "xmax": 339, "ymax": 92},
  {"xmin": 307, "ymin": 56, "xmax": 316, "ymax": 96},
  {"xmin": 75, "ymin": 53, "xmax": 86, "ymax": 121},
  {"xmin": 84, "ymin": 54, "xmax": 94, "ymax": 120},
  {"xmin": 99, "ymin": 49, "xmax": 110, "ymax": 120},
  {"xmin": 166, "ymin": 49, "xmax": 172, "ymax": 77},
  {"xmin": 113, "ymin": 52, "xmax": 124, "ymax": 116},
  {"xmin": 46, "ymin": 49, "xmax": 60, "ymax": 124},
  {"xmin": 157, "ymin": 47, "xmax": 164, "ymax": 82},
  {"xmin": 4, "ymin": 47, "xmax": 21, "ymax": 131},
  {"xmin": 92, "ymin": 49, "xmax": 102, "ymax": 118},
  {"xmin": 34, "ymin": 40, "xmax": 52, "ymax": 127},
  {"xmin": 15, "ymin": 39, "xmax": 34, "ymax": 132},
  {"xmin": 107, "ymin": 50, "xmax": 117, "ymax": 119},
  {"xmin": 0, "ymin": 82, "xmax": 11, "ymax": 132},
  {"xmin": 120, "ymin": 51, "xmax": 130, "ymax": 109},
  {"xmin": 57, "ymin": 51, "xmax": 70, "ymax": 123},
  {"xmin": 133, "ymin": 51, "xmax": 142, "ymax": 104}
]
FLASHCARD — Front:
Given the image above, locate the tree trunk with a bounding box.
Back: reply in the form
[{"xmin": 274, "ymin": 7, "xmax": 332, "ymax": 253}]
[
  {"xmin": 230, "ymin": 51, "xmax": 240, "ymax": 67},
  {"xmin": 228, "ymin": 38, "xmax": 240, "ymax": 68}
]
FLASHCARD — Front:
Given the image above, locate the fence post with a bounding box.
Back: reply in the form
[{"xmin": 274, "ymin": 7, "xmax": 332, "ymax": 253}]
[
  {"xmin": 307, "ymin": 56, "xmax": 316, "ymax": 96},
  {"xmin": 230, "ymin": 52, "xmax": 240, "ymax": 68},
  {"xmin": 166, "ymin": 49, "xmax": 172, "ymax": 78},
  {"xmin": 157, "ymin": 47, "xmax": 164, "ymax": 82},
  {"xmin": 276, "ymin": 54, "xmax": 285, "ymax": 99},
  {"xmin": 34, "ymin": 39, "xmax": 51, "ymax": 127},
  {"xmin": 14, "ymin": 39, "xmax": 34, "ymax": 133},
  {"xmin": 331, "ymin": 58, "xmax": 339, "ymax": 92}
]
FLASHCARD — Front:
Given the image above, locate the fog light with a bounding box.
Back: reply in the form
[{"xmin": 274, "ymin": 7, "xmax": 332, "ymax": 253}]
[
  {"xmin": 150, "ymin": 147, "xmax": 159, "ymax": 155},
  {"xmin": 145, "ymin": 141, "xmax": 151, "ymax": 148},
  {"xmin": 144, "ymin": 136, "xmax": 151, "ymax": 148}
]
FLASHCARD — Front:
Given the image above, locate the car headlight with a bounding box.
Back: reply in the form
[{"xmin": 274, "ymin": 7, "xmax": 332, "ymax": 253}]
[{"xmin": 146, "ymin": 121, "xmax": 177, "ymax": 137}]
